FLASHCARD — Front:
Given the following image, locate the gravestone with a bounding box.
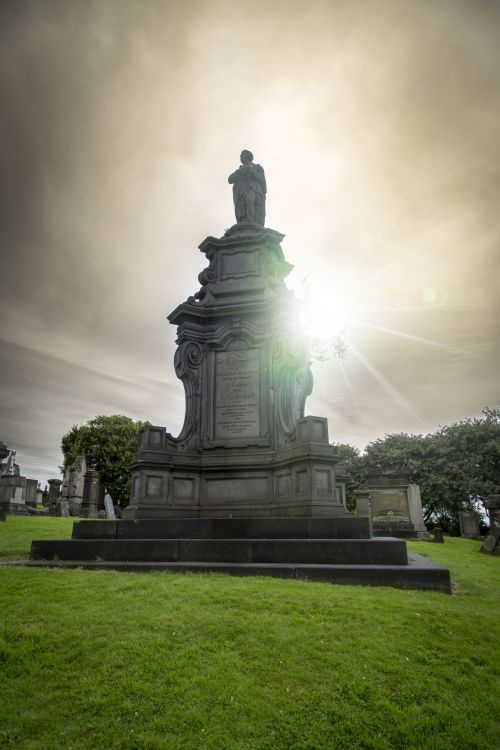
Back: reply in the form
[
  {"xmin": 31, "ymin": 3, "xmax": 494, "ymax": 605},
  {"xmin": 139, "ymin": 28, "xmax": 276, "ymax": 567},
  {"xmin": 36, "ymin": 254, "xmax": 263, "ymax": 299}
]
[
  {"xmin": 458, "ymin": 511, "xmax": 481, "ymax": 540},
  {"xmin": 354, "ymin": 488, "xmax": 373, "ymax": 536},
  {"xmin": 104, "ymin": 494, "xmax": 116, "ymax": 520},
  {"xmin": 80, "ymin": 470, "xmax": 101, "ymax": 518},
  {"xmin": 480, "ymin": 495, "xmax": 500, "ymax": 554},
  {"xmin": 47, "ymin": 479, "xmax": 66, "ymax": 516},
  {"xmin": 61, "ymin": 455, "xmax": 87, "ymax": 516},
  {"xmin": 431, "ymin": 528, "xmax": 444, "ymax": 543},
  {"xmin": 365, "ymin": 469, "xmax": 428, "ymax": 539}
]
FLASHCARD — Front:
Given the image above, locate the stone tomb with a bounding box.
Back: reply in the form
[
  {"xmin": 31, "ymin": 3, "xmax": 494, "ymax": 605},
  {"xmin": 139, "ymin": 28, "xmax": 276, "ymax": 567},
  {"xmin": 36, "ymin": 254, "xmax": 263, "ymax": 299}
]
[
  {"xmin": 29, "ymin": 220, "xmax": 450, "ymax": 592},
  {"xmin": 365, "ymin": 469, "xmax": 428, "ymax": 539}
]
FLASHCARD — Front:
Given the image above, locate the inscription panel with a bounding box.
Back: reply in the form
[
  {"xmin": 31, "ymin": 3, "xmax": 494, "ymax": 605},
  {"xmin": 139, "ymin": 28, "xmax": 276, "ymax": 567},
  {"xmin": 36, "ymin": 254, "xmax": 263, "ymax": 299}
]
[{"xmin": 215, "ymin": 349, "xmax": 260, "ymax": 438}]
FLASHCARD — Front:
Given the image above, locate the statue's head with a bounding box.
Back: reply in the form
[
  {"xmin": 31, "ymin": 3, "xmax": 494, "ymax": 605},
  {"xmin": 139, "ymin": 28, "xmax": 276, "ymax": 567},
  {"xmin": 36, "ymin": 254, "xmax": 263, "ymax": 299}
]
[{"xmin": 240, "ymin": 150, "xmax": 253, "ymax": 164}]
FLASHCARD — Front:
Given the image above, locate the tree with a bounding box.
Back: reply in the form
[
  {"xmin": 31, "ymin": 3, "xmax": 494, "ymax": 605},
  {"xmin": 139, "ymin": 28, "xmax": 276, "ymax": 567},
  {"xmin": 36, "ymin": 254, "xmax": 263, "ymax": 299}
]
[
  {"xmin": 337, "ymin": 443, "xmax": 366, "ymax": 510},
  {"xmin": 61, "ymin": 415, "xmax": 150, "ymax": 507}
]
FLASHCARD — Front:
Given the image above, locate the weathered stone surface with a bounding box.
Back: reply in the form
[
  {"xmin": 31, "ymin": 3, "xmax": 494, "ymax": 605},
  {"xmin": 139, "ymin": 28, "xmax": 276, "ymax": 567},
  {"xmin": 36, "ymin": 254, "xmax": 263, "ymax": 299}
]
[
  {"xmin": 27, "ymin": 165, "xmax": 452, "ymax": 592},
  {"xmin": 366, "ymin": 470, "xmax": 428, "ymax": 539},
  {"xmin": 61, "ymin": 455, "xmax": 86, "ymax": 516},
  {"xmin": 480, "ymin": 495, "xmax": 500, "ymax": 555},
  {"xmin": 0, "ymin": 475, "xmax": 30, "ymax": 515},
  {"xmin": 72, "ymin": 517, "xmax": 372, "ymax": 540},
  {"xmin": 80, "ymin": 470, "xmax": 101, "ymax": 518},
  {"xmin": 124, "ymin": 224, "xmax": 345, "ymax": 520},
  {"xmin": 458, "ymin": 511, "xmax": 481, "ymax": 540},
  {"xmin": 104, "ymin": 495, "xmax": 116, "ymax": 519},
  {"xmin": 31, "ymin": 536, "xmax": 407, "ymax": 565}
]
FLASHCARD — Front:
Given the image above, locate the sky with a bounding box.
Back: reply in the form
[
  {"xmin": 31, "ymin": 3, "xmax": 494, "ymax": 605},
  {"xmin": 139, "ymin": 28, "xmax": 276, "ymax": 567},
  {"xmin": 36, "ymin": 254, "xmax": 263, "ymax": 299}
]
[{"xmin": 1, "ymin": 0, "xmax": 499, "ymax": 485}]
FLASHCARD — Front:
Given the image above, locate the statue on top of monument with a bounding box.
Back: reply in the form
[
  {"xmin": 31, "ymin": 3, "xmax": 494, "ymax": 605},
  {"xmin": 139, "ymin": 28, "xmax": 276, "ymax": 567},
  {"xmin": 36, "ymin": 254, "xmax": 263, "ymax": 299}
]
[
  {"xmin": 5, "ymin": 450, "xmax": 16, "ymax": 476},
  {"xmin": 228, "ymin": 150, "xmax": 266, "ymax": 226}
]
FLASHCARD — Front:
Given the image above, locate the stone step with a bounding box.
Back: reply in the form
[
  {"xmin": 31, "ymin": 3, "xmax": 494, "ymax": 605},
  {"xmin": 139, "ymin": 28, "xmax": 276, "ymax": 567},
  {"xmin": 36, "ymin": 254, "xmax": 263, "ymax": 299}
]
[
  {"xmin": 4, "ymin": 553, "xmax": 451, "ymax": 594},
  {"xmin": 72, "ymin": 516, "xmax": 371, "ymax": 541},
  {"xmin": 31, "ymin": 537, "xmax": 407, "ymax": 565}
]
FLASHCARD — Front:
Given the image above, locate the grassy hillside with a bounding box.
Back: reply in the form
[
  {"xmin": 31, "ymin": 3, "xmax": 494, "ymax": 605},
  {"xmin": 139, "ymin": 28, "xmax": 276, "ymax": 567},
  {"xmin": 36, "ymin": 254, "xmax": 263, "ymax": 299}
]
[{"xmin": 0, "ymin": 517, "xmax": 498, "ymax": 749}]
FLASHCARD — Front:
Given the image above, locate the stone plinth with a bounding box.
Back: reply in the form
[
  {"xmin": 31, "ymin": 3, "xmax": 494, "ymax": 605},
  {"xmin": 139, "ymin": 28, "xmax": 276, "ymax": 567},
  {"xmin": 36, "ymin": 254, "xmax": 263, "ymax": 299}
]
[
  {"xmin": 27, "ymin": 517, "xmax": 451, "ymax": 593},
  {"xmin": 124, "ymin": 225, "xmax": 345, "ymax": 520}
]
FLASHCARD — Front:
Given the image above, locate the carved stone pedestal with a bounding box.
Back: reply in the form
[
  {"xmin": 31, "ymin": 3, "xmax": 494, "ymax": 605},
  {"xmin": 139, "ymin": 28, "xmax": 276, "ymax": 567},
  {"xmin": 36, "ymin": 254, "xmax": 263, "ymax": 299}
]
[{"xmin": 124, "ymin": 224, "xmax": 346, "ymax": 520}]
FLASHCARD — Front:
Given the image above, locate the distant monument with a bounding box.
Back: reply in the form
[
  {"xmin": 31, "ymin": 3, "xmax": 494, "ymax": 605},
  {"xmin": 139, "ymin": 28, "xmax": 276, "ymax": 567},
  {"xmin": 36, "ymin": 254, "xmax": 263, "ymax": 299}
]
[
  {"xmin": 228, "ymin": 150, "xmax": 266, "ymax": 226},
  {"xmin": 61, "ymin": 455, "xmax": 87, "ymax": 515},
  {"xmin": 0, "ymin": 443, "xmax": 37, "ymax": 515}
]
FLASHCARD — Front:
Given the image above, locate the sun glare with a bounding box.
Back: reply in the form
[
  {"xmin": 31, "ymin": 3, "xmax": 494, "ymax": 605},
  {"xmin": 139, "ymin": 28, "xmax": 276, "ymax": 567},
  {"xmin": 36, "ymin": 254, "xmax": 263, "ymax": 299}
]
[{"xmin": 292, "ymin": 282, "xmax": 353, "ymax": 340}]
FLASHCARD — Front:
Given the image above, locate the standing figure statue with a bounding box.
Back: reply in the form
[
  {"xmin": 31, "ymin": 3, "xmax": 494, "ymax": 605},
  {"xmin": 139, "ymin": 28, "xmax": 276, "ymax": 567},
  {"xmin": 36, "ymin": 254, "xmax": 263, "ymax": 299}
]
[
  {"xmin": 228, "ymin": 150, "xmax": 267, "ymax": 226},
  {"xmin": 5, "ymin": 450, "xmax": 16, "ymax": 475}
]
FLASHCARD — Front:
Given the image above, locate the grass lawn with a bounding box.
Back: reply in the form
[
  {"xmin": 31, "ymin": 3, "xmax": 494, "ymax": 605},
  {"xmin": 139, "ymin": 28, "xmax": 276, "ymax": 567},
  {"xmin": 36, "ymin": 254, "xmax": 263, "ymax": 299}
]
[{"xmin": 0, "ymin": 517, "xmax": 499, "ymax": 750}]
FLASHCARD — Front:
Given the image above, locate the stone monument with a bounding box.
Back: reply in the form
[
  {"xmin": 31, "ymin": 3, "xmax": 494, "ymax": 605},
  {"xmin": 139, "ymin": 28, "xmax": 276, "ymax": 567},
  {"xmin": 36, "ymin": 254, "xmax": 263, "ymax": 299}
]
[
  {"xmin": 28, "ymin": 153, "xmax": 451, "ymax": 593},
  {"xmin": 80, "ymin": 469, "xmax": 102, "ymax": 518},
  {"xmin": 0, "ymin": 444, "xmax": 37, "ymax": 515},
  {"xmin": 124, "ymin": 154, "xmax": 345, "ymax": 521},
  {"xmin": 61, "ymin": 455, "xmax": 87, "ymax": 516},
  {"xmin": 365, "ymin": 469, "xmax": 428, "ymax": 539},
  {"xmin": 458, "ymin": 511, "xmax": 481, "ymax": 540},
  {"xmin": 481, "ymin": 494, "xmax": 500, "ymax": 555}
]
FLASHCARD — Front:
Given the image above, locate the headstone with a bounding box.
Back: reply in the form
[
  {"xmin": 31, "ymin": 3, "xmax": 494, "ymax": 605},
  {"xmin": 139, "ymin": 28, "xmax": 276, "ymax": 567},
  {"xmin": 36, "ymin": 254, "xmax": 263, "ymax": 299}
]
[
  {"xmin": 47, "ymin": 478, "xmax": 65, "ymax": 516},
  {"xmin": 61, "ymin": 455, "xmax": 87, "ymax": 516},
  {"xmin": 335, "ymin": 464, "xmax": 348, "ymax": 508},
  {"xmin": 354, "ymin": 489, "xmax": 373, "ymax": 536},
  {"xmin": 431, "ymin": 527, "xmax": 444, "ymax": 543},
  {"xmin": 480, "ymin": 495, "xmax": 500, "ymax": 555},
  {"xmin": 408, "ymin": 484, "xmax": 427, "ymax": 534},
  {"xmin": 104, "ymin": 494, "xmax": 116, "ymax": 519},
  {"xmin": 25, "ymin": 479, "xmax": 38, "ymax": 509},
  {"xmin": 365, "ymin": 469, "xmax": 429, "ymax": 539},
  {"xmin": 80, "ymin": 470, "xmax": 101, "ymax": 518},
  {"xmin": 57, "ymin": 500, "xmax": 70, "ymax": 517},
  {"xmin": 458, "ymin": 511, "xmax": 481, "ymax": 540}
]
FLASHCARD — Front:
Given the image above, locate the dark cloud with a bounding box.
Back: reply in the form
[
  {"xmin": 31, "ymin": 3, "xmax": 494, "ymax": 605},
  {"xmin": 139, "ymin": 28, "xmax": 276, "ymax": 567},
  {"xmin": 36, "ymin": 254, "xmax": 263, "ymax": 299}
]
[{"xmin": 1, "ymin": 0, "xmax": 499, "ymax": 481}]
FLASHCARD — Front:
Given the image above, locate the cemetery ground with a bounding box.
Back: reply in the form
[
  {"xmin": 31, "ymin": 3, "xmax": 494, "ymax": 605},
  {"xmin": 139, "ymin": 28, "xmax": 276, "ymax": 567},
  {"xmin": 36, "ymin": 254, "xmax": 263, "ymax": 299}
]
[{"xmin": 0, "ymin": 519, "xmax": 498, "ymax": 750}]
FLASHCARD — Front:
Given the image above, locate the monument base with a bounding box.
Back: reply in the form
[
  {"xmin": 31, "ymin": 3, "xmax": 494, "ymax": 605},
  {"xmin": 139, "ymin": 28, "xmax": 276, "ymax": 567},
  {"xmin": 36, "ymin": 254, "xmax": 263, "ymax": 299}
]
[
  {"xmin": 124, "ymin": 418, "xmax": 350, "ymax": 520},
  {"xmin": 28, "ymin": 517, "xmax": 451, "ymax": 593}
]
